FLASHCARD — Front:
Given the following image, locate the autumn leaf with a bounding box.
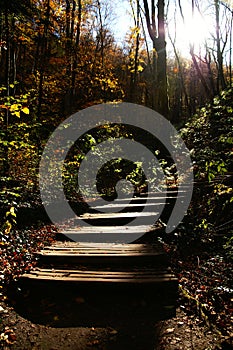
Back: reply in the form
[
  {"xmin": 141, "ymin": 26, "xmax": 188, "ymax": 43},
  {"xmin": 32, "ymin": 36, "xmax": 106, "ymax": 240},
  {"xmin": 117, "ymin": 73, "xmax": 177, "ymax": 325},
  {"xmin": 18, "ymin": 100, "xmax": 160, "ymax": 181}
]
[
  {"xmin": 138, "ymin": 65, "xmax": 144, "ymax": 72},
  {"xmin": 22, "ymin": 107, "xmax": 30, "ymax": 114}
]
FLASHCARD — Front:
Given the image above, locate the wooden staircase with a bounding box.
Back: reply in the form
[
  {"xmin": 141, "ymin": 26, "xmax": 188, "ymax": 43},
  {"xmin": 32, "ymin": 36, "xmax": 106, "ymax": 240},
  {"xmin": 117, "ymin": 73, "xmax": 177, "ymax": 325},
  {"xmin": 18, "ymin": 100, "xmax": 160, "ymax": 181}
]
[{"xmin": 12, "ymin": 191, "xmax": 178, "ymax": 328}]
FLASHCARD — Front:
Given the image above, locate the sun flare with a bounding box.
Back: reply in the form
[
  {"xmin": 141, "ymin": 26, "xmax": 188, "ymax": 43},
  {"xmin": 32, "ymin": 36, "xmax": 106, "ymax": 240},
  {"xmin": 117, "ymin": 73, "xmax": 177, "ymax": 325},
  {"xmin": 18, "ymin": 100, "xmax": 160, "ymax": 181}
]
[{"xmin": 174, "ymin": 10, "xmax": 214, "ymax": 55}]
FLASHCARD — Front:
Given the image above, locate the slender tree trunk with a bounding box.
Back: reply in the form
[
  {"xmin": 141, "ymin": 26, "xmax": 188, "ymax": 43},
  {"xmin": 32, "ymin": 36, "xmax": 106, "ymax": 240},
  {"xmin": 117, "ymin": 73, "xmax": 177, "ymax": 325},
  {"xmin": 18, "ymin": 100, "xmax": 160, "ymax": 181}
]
[
  {"xmin": 70, "ymin": 0, "xmax": 76, "ymax": 101},
  {"xmin": 169, "ymin": 32, "xmax": 191, "ymax": 117},
  {"xmin": 71, "ymin": 0, "xmax": 76, "ymax": 40},
  {"xmin": 96, "ymin": 0, "xmax": 104, "ymax": 68},
  {"xmin": 143, "ymin": 0, "xmax": 169, "ymax": 117},
  {"xmin": 37, "ymin": 0, "xmax": 50, "ymax": 128},
  {"xmin": 76, "ymin": 0, "xmax": 82, "ymax": 46},
  {"xmin": 229, "ymin": 9, "xmax": 233, "ymax": 85},
  {"xmin": 72, "ymin": 0, "xmax": 82, "ymax": 94},
  {"xmin": 156, "ymin": 0, "xmax": 169, "ymax": 116},
  {"xmin": 190, "ymin": 45, "xmax": 213, "ymax": 98},
  {"xmin": 66, "ymin": 0, "xmax": 71, "ymax": 40},
  {"xmin": 3, "ymin": 8, "xmax": 10, "ymax": 176},
  {"xmin": 129, "ymin": 0, "xmax": 140, "ymax": 102},
  {"xmin": 214, "ymin": 0, "xmax": 226, "ymax": 91},
  {"xmin": 96, "ymin": 0, "xmax": 106, "ymax": 100},
  {"xmin": 11, "ymin": 16, "xmax": 17, "ymax": 95},
  {"xmin": 65, "ymin": 0, "xmax": 81, "ymax": 113},
  {"xmin": 204, "ymin": 47, "xmax": 217, "ymax": 96}
]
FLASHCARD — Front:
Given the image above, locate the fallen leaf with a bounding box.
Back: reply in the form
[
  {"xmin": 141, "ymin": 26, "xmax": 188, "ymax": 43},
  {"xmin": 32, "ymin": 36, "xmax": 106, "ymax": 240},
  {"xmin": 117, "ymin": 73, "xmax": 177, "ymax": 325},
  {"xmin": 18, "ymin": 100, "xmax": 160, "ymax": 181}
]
[
  {"xmin": 165, "ymin": 328, "xmax": 175, "ymax": 334},
  {"xmin": 0, "ymin": 306, "xmax": 5, "ymax": 313}
]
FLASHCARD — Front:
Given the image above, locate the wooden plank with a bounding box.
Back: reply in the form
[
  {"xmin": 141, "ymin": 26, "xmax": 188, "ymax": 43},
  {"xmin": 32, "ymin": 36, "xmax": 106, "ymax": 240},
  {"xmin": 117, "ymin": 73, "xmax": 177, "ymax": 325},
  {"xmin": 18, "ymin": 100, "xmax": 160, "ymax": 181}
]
[
  {"xmin": 47, "ymin": 241, "xmax": 163, "ymax": 248},
  {"xmin": 37, "ymin": 239, "xmax": 168, "ymax": 265},
  {"xmin": 81, "ymin": 196, "xmax": 174, "ymax": 210},
  {"xmin": 79, "ymin": 211, "xmax": 159, "ymax": 220},
  {"xmin": 27, "ymin": 268, "xmax": 175, "ymax": 277},
  {"xmin": 34, "ymin": 268, "xmax": 172, "ymax": 275},
  {"xmin": 121, "ymin": 191, "xmax": 185, "ymax": 197},
  {"xmin": 90, "ymin": 195, "xmax": 178, "ymax": 205},
  {"xmin": 21, "ymin": 276, "xmax": 176, "ymax": 283},
  {"xmin": 21, "ymin": 268, "xmax": 177, "ymax": 283},
  {"xmin": 62, "ymin": 211, "xmax": 163, "ymax": 230},
  {"xmin": 42, "ymin": 244, "xmax": 166, "ymax": 265},
  {"xmin": 41, "ymin": 248, "xmax": 164, "ymax": 254},
  {"xmin": 42, "ymin": 248, "xmax": 164, "ymax": 254},
  {"xmin": 42, "ymin": 241, "xmax": 165, "ymax": 253},
  {"xmin": 39, "ymin": 241, "xmax": 165, "ymax": 251},
  {"xmin": 57, "ymin": 225, "xmax": 158, "ymax": 235},
  {"xmin": 90, "ymin": 202, "xmax": 167, "ymax": 210},
  {"xmin": 39, "ymin": 251, "xmax": 165, "ymax": 257},
  {"xmin": 57, "ymin": 225, "xmax": 163, "ymax": 243}
]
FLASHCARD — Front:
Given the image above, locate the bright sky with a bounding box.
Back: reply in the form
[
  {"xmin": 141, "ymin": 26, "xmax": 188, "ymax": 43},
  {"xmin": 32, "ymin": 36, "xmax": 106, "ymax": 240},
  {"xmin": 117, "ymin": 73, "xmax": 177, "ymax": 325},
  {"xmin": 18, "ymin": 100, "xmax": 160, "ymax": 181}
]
[
  {"xmin": 111, "ymin": 0, "xmax": 232, "ymax": 59},
  {"xmin": 168, "ymin": 1, "xmax": 215, "ymax": 56},
  {"xmin": 111, "ymin": 0, "xmax": 133, "ymax": 44},
  {"xmin": 224, "ymin": 0, "xmax": 233, "ymax": 7}
]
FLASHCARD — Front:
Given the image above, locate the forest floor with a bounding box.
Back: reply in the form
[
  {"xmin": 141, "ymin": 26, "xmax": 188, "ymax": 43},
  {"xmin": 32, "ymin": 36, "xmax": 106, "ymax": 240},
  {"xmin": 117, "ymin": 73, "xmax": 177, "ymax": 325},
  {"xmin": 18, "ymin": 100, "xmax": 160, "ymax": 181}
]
[
  {"xmin": 0, "ymin": 303, "xmax": 229, "ymax": 350},
  {"xmin": 0, "ymin": 225, "xmax": 232, "ymax": 350}
]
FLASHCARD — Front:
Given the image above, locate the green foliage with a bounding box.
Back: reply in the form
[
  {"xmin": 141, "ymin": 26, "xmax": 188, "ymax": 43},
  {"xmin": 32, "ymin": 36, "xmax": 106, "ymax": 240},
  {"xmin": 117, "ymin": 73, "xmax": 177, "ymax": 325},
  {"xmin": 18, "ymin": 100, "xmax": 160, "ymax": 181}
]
[
  {"xmin": 181, "ymin": 87, "xmax": 233, "ymax": 181},
  {"xmin": 61, "ymin": 123, "xmax": 177, "ymax": 201},
  {"xmin": 62, "ymin": 124, "xmax": 147, "ymax": 200},
  {"xmin": 2, "ymin": 206, "xmax": 17, "ymax": 235},
  {"xmin": 224, "ymin": 235, "xmax": 233, "ymax": 261},
  {"xmin": 0, "ymin": 85, "xmax": 41, "ymax": 231},
  {"xmin": 181, "ymin": 85, "xmax": 233, "ymax": 248}
]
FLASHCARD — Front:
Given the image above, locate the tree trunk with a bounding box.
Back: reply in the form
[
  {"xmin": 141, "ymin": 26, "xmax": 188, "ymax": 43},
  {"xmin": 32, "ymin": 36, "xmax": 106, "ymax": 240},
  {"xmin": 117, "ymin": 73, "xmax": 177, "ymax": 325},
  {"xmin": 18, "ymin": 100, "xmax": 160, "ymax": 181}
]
[
  {"xmin": 143, "ymin": 0, "xmax": 169, "ymax": 118},
  {"xmin": 129, "ymin": 0, "xmax": 140, "ymax": 102},
  {"xmin": 169, "ymin": 32, "xmax": 191, "ymax": 118},
  {"xmin": 3, "ymin": 8, "xmax": 10, "ymax": 176},
  {"xmin": 37, "ymin": 0, "xmax": 50, "ymax": 132},
  {"xmin": 229, "ymin": 10, "xmax": 233, "ymax": 85},
  {"xmin": 71, "ymin": 0, "xmax": 82, "ymax": 106},
  {"xmin": 190, "ymin": 45, "xmax": 213, "ymax": 98},
  {"xmin": 214, "ymin": 0, "xmax": 226, "ymax": 91}
]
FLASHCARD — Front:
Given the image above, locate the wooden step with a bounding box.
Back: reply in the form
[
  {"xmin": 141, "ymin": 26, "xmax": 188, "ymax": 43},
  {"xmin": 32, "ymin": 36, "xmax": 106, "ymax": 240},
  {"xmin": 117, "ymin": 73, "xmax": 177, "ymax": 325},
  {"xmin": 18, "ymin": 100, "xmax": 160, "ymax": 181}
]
[
  {"xmin": 80, "ymin": 211, "xmax": 159, "ymax": 220},
  {"xmin": 21, "ymin": 268, "xmax": 177, "ymax": 285},
  {"xmin": 12, "ymin": 241, "xmax": 177, "ymax": 327},
  {"xmin": 12, "ymin": 188, "xmax": 180, "ymax": 326},
  {"xmin": 13, "ymin": 266, "xmax": 178, "ymax": 326},
  {"xmin": 43, "ymin": 241, "xmax": 164, "ymax": 251},
  {"xmin": 58, "ymin": 223, "xmax": 165, "ymax": 243},
  {"xmin": 74, "ymin": 211, "xmax": 160, "ymax": 226},
  {"xmin": 69, "ymin": 196, "xmax": 179, "ymax": 229},
  {"xmin": 37, "ymin": 242, "xmax": 169, "ymax": 267},
  {"xmin": 19, "ymin": 266, "xmax": 177, "ymax": 303},
  {"xmin": 88, "ymin": 194, "xmax": 179, "ymax": 206},
  {"xmin": 88, "ymin": 202, "xmax": 168, "ymax": 213}
]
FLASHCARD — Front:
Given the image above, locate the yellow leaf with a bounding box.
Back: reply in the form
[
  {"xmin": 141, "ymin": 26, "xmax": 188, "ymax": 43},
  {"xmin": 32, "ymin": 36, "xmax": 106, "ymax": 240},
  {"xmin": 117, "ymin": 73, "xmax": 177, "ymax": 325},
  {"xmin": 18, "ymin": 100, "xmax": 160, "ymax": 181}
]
[
  {"xmin": 10, "ymin": 104, "xmax": 19, "ymax": 112},
  {"xmin": 4, "ymin": 221, "xmax": 12, "ymax": 234},
  {"xmin": 22, "ymin": 107, "xmax": 29, "ymax": 114},
  {"xmin": 138, "ymin": 65, "xmax": 144, "ymax": 72},
  {"xmin": 15, "ymin": 111, "xmax": 20, "ymax": 117},
  {"xmin": 10, "ymin": 207, "xmax": 16, "ymax": 217}
]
